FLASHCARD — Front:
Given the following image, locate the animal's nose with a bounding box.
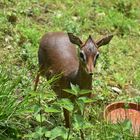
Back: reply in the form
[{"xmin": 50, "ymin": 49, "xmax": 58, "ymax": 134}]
[{"xmin": 89, "ymin": 72, "xmax": 93, "ymax": 75}]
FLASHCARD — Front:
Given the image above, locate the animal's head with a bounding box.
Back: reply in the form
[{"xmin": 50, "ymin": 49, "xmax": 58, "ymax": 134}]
[{"xmin": 68, "ymin": 33, "xmax": 113, "ymax": 75}]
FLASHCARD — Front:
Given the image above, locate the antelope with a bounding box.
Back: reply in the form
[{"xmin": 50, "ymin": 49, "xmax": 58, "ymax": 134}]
[{"xmin": 34, "ymin": 32, "xmax": 113, "ymax": 128}]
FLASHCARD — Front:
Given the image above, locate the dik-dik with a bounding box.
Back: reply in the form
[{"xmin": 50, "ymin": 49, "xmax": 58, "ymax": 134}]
[{"xmin": 34, "ymin": 32, "xmax": 113, "ymax": 128}]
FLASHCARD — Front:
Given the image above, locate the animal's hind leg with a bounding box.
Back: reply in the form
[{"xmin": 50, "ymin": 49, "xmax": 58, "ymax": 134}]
[
  {"xmin": 34, "ymin": 65, "xmax": 44, "ymax": 91},
  {"xmin": 63, "ymin": 108, "xmax": 70, "ymax": 128},
  {"xmin": 34, "ymin": 72, "xmax": 40, "ymax": 91}
]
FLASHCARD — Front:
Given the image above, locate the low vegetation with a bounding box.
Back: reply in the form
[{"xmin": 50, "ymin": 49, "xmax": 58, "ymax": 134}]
[{"xmin": 0, "ymin": 0, "xmax": 140, "ymax": 139}]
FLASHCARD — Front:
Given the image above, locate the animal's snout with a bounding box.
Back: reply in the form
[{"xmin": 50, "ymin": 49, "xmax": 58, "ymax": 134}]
[
  {"xmin": 86, "ymin": 64, "xmax": 94, "ymax": 76},
  {"xmin": 89, "ymin": 72, "xmax": 93, "ymax": 75}
]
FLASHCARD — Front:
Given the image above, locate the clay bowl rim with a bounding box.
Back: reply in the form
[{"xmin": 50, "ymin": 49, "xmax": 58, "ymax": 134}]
[{"xmin": 104, "ymin": 101, "xmax": 140, "ymax": 121}]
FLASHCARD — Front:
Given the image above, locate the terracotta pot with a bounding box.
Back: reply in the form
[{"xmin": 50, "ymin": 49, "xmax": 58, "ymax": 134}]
[{"xmin": 104, "ymin": 102, "xmax": 140, "ymax": 136}]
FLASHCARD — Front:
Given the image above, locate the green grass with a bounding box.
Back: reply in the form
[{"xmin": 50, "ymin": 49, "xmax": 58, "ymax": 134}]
[{"xmin": 0, "ymin": 0, "xmax": 140, "ymax": 139}]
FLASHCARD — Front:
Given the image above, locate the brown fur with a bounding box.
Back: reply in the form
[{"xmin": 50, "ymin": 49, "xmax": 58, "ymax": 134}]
[{"xmin": 35, "ymin": 32, "xmax": 113, "ymax": 128}]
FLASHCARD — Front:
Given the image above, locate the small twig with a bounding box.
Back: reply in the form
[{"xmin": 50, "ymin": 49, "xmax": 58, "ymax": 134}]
[
  {"xmin": 80, "ymin": 129, "xmax": 85, "ymax": 140},
  {"xmin": 67, "ymin": 127, "xmax": 71, "ymax": 140}
]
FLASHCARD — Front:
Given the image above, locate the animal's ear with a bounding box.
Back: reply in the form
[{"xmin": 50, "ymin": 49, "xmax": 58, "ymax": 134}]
[
  {"xmin": 68, "ymin": 33, "xmax": 83, "ymax": 47},
  {"xmin": 96, "ymin": 34, "xmax": 113, "ymax": 48}
]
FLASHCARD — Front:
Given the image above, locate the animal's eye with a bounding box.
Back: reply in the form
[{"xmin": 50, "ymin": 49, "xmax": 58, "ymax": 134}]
[
  {"xmin": 80, "ymin": 51, "xmax": 86, "ymax": 62},
  {"xmin": 94, "ymin": 53, "xmax": 99, "ymax": 67}
]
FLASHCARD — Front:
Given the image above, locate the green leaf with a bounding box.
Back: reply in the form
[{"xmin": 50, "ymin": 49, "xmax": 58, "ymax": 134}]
[
  {"xmin": 35, "ymin": 114, "xmax": 46, "ymax": 122},
  {"xmin": 73, "ymin": 114, "xmax": 84, "ymax": 130},
  {"xmin": 73, "ymin": 114, "xmax": 92, "ymax": 130},
  {"xmin": 70, "ymin": 83, "xmax": 80, "ymax": 95},
  {"xmin": 63, "ymin": 83, "xmax": 80, "ymax": 96},
  {"xmin": 63, "ymin": 89, "xmax": 77, "ymax": 96},
  {"xmin": 45, "ymin": 106, "xmax": 60, "ymax": 113},
  {"xmin": 29, "ymin": 91, "xmax": 40, "ymax": 97},
  {"xmin": 75, "ymin": 100, "xmax": 85, "ymax": 114},
  {"xmin": 64, "ymin": 85, "xmax": 92, "ymax": 97},
  {"xmin": 33, "ymin": 104, "xmax": 41, "ymax": 114},
  {"xmin": 34, "ymin": 126, "xmax": 45, "ymax": 138},
  {"xmin": 57, "ymin": 98, "xmax": 74, "ymax": 111},
  {"xmin": 24, "ymin": 127, "xmax": 46, "ymax": 139},
  {"xmin": 78, "ymin": 97, "xmax": 94, "ymax": 103},
  {"xmin": 123, "ymin": 120, "xmax": 132, "ymax": 131},
  {"xmin": 45, "ymin": 131, "xmax": 51, "ymax": 138},
  {"xmin": 79, "ymin": 89, "xmax": 92, "ymax": 95},
  {"xmin": 45, "ymin": 126, "xmax": 67, "ymax": 140}
]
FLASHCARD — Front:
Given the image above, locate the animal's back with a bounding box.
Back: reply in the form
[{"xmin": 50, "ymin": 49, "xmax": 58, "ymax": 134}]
[{"xmin": 38, "ymin": 32, "xmax": 79, "ymax": 79}]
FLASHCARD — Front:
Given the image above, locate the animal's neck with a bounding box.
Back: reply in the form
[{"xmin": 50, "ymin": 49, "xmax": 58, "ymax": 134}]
[{"xmin": 74, "ymin": 60, "xmax": 92, "ymax": 89}]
